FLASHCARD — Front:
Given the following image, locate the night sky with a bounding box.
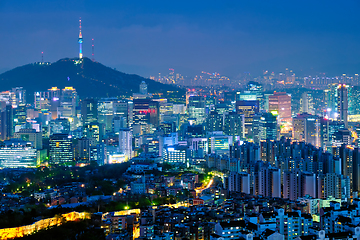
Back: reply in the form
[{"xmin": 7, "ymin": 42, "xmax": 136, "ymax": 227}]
[{"xmin": 1, "ymin": 0, "xmax": 360, "ymax": 77}]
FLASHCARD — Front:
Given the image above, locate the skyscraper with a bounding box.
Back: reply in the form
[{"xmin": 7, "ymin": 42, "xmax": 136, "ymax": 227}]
[
  {"xmin": 292, "ymin": 113, "xmax": 320, "ymax": 148},
  {"xmin": 149, "ymin": 101, "xmax": 160, "ymax": 127},
  {"xmin": 337, "ymin": 84, "xmax": 348, "ymax": 128},
  {"xmin": 258, "ymin": 112, "xmax": 278, "ymax": 142},
  {"xmin": 140, "ymin": 81, "xmax": 148, "ymax": 95},
  {"xmin": 320, "ymin": 117, "xmax": 330, "ymax": 150},
  {"xmin": 206, "ymin": 111, "xmax": 224, "ymax": 132},
  {"xmin": 133, "ymin": 98, "xmax": 151, "ymax": 126},
  {"xmin": 81, "ymin": 98, "xmax": 98, "ymax": 125},
  {"xmin": 223, "ymin": 112, "xmax": 245, "ymax": 141},
  {"xmin": 325, "ymin": 84, "xmax": 338, "ymax": 117},
  {"xmin": 300, "ymin": 92, "xmax": 314, "ymax": 114},
  {"xmin": 113, "ymin": 99, "xmax": 133, "ymax": 127},
  {"xmin": 268, "ymin": 92, "xmax": 292, "ymax": 121},
  {"xmin": 49, "ymin": 133, "xmax": 73, "ymax": 165},
  {"xmin": 0, "ymin": 103, "xmax": 13, "ymax": 140},
  {"xmin": 349, "ymin": 86, "xmax": 360, "ymax": 115},
  {"xmin": 187, "ymin": 96, "xmax": 206, "ymax": 124},
  {"xmin": 97, "ymin": 98, "xmax": 116, "ymax": 131},
  {"xmin": 58, "ymin": 87, "xmax": 78, "ymax": 119},
  {"xmin": 119, "ymin": 128, "xmax": 132, "ymax": 161},
  {"xmin": 235, "ymin": 100, "xmax": 259, "ymax": 138}
]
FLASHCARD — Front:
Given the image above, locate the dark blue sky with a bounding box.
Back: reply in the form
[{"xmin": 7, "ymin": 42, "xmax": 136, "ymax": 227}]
[{"xmin": 1, "ymin": 0, "xmax": 360, "ymax": 77}]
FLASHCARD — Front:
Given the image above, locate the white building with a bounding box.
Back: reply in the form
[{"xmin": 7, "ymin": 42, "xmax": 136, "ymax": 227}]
[
  {"xmin": 119, "ymin": 128, "xmax": 132, "ymax": 160},
  {"xmin": 162, "ymin": 145, "xmax": 188, "ymax": 165},
  {"xmin": 0, "ymin": 140, "xmax": 38, "ymax": 168}
]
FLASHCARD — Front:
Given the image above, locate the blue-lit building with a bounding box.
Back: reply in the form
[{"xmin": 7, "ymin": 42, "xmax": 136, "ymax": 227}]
[
  {"xmin": 162, "ymin": 145, "xmax": 189, "ymax": 165},
  {"xmin": 49, "ymin": 133, "xmax": 73, "ymax": 165},
  {"xmin": 0, "ymin": 139, "xmax": 38, "ymax": 168},
  {"xmin": 236, "ymin": 100, "xmax": 259, "ymax": 138},
  {"xmin": 258, "ymin": 112, "xmax": 278, "ymax": 142}
]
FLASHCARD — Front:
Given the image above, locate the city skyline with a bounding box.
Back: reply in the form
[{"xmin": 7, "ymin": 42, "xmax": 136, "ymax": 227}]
[
  {"xmin": 2, "ymin": 2, "xmax": 360, "ymax": 239},
  {"xmin": 1, "ymin": 1, "xmax": 360, "ymax": 78}
]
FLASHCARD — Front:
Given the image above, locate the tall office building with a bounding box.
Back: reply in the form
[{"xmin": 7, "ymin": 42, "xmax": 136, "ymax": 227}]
[
  {"xmin": 268, "ymin": 92, "xmax": 292, "ymax": 121},
  {"xmin": 332, "ymin": 128, "xmax": 351, "ymax": 147},
  {"xmin": 81, "ymin": 98, "xmax": 98, "ymax": 125},
  {"xmin": 113, "ymin": 99, "xmax": 133, "ymax": 127},
  {"xmin": 133, "ymin": 98, "xmax": 151, "ymax": 126},
  {"xmin": 11, "ymin": 87, "xmax": 26, "ymax": 107},
  {"xmin": 235, "ymin": 100, "xmax": 259, "ymax": 138},
  {"xmin": 206, "ymin": 111, "xmax": 223, "ymax": 132},
  {"xmin": 337, "ymin": 84, "xmax": 349, "ymax": 128},
  {"xmin": 187, "ymin": 96, "xmax": 206, "ymax": 124},
  {"xmin": 258, "ymin": 112, "xmax": 278, "ymax": 142},
  {"xmin": 349, "ymin": 86, "xmax": 360, "ymax": 115},
  {"xmin": 58, "ymin": 87, "xmax": 78, "ymax": 119},
  {"xmin": 149, "ymin": 100, "xmax": 160, "ymax": 127},
  {"xmin": 247, "ymin": 81, "xmax": 265, "ymax": 109},
  {"xmin": 49, "ymin": 133, "xmax": 73, "ymax": 165},
  {"xmin": 49, "ymin": 118, "xmax": 71, "ymax": 135},
  {"xmin": 74, "ymin": 137, "xmax": 97, "ymax": 163},
  {"xmin": 140, "ymin": 81, "xmax": 148, "ymax": 95},
  {"xmin": 49, "ymin": 87, "xmax": 61, "ymax": 119},
  {"xmin": 160, "ymin": 121, "xmax": 177, "ymax": 135},
  {"xmin": 325, "ymin": 83, "xmax": 338, "ymax": 117},
  {"xmin": 224, "ymin": 112, "xmax": 245, "ymax": 141},
  {"xmin": 3, "ymin": 105, "xmax": 13, "ymax": 140},
  {"xmin": 293, "ymin": 113, "xmax": 320, "ymax": 148},
  {"xmin": 113, "ymin": 116, "xmax": 127, "ymax": 133},
  {"xmin": 119, "ymin": 128, "xmax": 132, "ymax": 160},
  {"xmin": 98, "ymin": 98, "xmax": 116, "ymax": 131},
  {"xmin": 353, "ymin": 148, "xmax": 360, "ymax": 193},
  {"xmin": 320, "ymin": 117, "xmax": 330, "ymax": 150},
  {"xmin": 252, "ymin": 114, "xmax": 261, "ymax": 143},
  {"xmin": 83, "ymin": 122, "xmax": 103, "ymax": 144},
  {"xmin": 300, "ymin": 92, "xmax": 314, "ymax": 114},
  {"xmin": 133, "ymin": 81, "xmax": 150, "ymax": 99},
  {"xmin": 0, "ymin": 103, "xmax": 13, "ymax": 140},
  {"xmin": 14, "ymin": 103, "xmax": 27, "ymax": 128}
]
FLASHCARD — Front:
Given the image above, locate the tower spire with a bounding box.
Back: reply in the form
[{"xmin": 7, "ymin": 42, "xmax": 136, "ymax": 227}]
[
  {"xmin": 78, "ymin": 18, "xmax": 83, "ymax": 59},
  {"xmin": 92, "ymin": 38, "xmax": 94, "ymax": 62}
]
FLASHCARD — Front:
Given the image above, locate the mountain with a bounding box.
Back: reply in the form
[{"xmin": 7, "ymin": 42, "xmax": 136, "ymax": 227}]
[{"xmin": 0, "ymin": 57, "xmax": 184, "ymax": 98}]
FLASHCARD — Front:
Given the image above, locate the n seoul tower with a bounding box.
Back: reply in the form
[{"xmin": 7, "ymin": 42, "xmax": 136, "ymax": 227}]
[{"xmin": 78, "ymin": 18, "xmax": 83, "ymax": 59}]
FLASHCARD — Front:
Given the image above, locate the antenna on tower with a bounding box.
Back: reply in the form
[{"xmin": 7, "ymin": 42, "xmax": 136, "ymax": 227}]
[
  {"xmin": 92, "ymin": 38, "xmax": 95, "ymax": 62},
  {"xmin": 41, "ymin": 52, "xmax": 44, "ymax": 63},
  {"xmin": 78, "ymin": 17, "xmax": 83, "ymax": 59}
]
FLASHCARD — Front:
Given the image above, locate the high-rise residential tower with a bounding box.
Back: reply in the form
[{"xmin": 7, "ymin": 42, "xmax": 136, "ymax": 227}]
[{"xmin": 337, "ymin": 84, "xmax": 348, "ymax": 128}]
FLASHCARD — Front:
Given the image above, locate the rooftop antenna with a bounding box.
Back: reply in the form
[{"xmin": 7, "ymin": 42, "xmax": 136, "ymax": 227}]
[{"xmin": 92, "ymin": 38, "xmax": 95, "ymax": 62}]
